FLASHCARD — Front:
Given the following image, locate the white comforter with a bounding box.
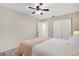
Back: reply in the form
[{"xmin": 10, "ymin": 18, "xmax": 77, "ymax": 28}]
[{"xmin": 32, "ymin": 36, "xmax": 79, "ymax": 56}]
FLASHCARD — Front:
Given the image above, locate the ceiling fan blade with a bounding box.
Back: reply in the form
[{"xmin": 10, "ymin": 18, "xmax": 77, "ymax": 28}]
[
  {"xmin": 41, "ymin": 9, "xmax": 49, "ymax": 11},
  {"xmin": 39, "ymin": 3, "xmax": 43, "ymax": 6},
  {"xmin": 28, "ymin": 7, "xmax": 35, "ymax": 9},
  {"xmin": 32, "ymin": 11, "xmax": 36, "ymax": 14}
]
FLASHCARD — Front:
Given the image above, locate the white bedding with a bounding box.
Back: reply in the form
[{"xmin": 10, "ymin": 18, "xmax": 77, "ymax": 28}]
[{"xmin": 32, "ymin": 36, "xmax": 79, "ymax": 56}]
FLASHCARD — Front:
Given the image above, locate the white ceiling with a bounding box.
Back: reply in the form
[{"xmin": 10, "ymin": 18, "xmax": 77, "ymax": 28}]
[{"xmin": 0, "ymin": 3, "xmax": 79, "ymax": 20}]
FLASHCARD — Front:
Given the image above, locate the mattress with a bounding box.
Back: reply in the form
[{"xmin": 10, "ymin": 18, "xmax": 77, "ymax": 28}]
[{"xmin": 32, "ymin": 36, "xmax": 79, "ymax": 56}]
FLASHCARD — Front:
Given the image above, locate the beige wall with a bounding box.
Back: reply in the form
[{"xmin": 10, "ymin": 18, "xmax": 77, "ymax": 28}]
[
  {"xmin": 0, "ymin": 6, "xmax": 37, "ymax": 52},
  {"xmin": 45, "ymin": 12, "xmax": 79, "ymax": 37}
]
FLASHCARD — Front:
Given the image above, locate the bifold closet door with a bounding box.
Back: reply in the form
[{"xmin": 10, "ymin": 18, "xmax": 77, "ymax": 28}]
[
  {"xmin": 61, "ymin": 19, "xmax": 71, "ymax": 39},
  {"xmin": 53, "ymin": 19, "xmax": 71, "ymax": 39},
  {"xmin": 53, "ymin": 20, "xmax": 62, "ymax": 39}
]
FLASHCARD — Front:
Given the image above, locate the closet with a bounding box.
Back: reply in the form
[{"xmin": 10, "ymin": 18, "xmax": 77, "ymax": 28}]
[
  {"xmin": 53, "ymin": 19, "xmax": 72, "ymax": 39},
  {"xmin": 37, "ymin": 19, "xmax": 72, "ymax": 39}
]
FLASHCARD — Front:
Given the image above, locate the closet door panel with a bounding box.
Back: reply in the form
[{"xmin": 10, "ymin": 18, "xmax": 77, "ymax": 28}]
[
  {"xmin": 53, "ymin": 20, "xmax": 62, "ymax": 39},
  {"xmin": 61, "ymin": 19, "xmax": 71, "ymax": 39}
]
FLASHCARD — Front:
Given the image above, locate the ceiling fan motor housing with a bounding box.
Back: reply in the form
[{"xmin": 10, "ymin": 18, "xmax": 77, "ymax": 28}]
[{"xmin": 36, "ymin": 6, "xmax": 40, "ymax": 11}]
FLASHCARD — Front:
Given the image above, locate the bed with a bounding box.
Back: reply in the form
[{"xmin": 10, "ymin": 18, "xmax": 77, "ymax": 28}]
[
  {"xmin": 32, "ymin": 35, "xmax": 79, "ymax": 56},
  {"xmin": 16, "ymin": 37, "xmax": 49, "ymax": 56},
  {"xmin": 16, "ymin": 35, "xmax": 79, "ymax": 56}
]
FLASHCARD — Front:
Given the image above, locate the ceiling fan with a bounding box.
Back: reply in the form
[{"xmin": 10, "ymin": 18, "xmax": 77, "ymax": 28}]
[{"xmin": 28, "ymin": 3, "xmax": 49, "ymax": 15}]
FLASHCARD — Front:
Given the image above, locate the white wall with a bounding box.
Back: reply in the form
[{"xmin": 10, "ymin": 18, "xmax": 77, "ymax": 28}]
[{"xmin": 0, "ymin": 6, "xmax": 37, "ymax": 52}]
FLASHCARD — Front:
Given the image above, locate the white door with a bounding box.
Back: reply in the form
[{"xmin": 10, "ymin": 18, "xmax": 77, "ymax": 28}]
[
  {"xmin": 61, "ymin": 19, "xmax": 71, "ymax": 39},
  {"xmin": 53, "ymin": 20, "xmax": 62, "ymax": 39},
  {"xmin": 38, "ymin": 21, "xmax": 48, "ymax": 37},
  {"xmin": 53, "ymin": 19, "xmax": 71, "ymax": 39}
]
